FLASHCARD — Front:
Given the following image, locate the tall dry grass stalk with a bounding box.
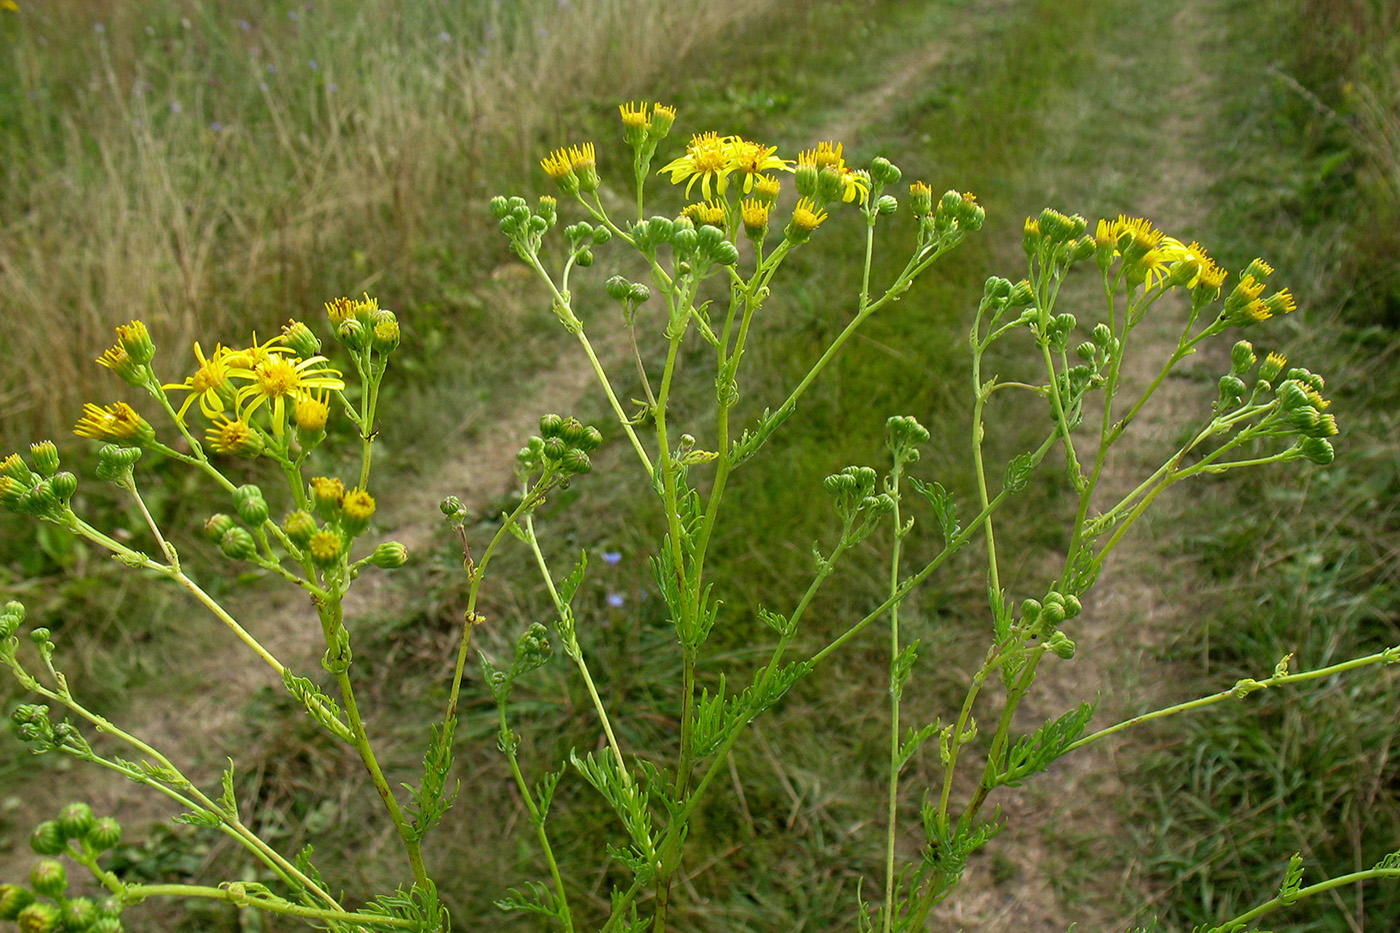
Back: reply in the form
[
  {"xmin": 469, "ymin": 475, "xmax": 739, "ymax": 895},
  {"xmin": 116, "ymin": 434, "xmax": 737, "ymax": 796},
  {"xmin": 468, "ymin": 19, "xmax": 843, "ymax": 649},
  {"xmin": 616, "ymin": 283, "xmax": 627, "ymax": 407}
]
[{"xmin": 0, "ymin": 0, "xmax": 779, "ymax": 445}]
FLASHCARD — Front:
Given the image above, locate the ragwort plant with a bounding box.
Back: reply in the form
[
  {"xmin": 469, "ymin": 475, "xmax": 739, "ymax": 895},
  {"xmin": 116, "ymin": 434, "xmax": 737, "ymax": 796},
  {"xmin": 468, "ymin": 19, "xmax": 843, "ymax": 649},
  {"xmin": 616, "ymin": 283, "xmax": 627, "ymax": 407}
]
[{"xmin": 1, "ymin": 102, "xmax": 1397, "ymax": 933}]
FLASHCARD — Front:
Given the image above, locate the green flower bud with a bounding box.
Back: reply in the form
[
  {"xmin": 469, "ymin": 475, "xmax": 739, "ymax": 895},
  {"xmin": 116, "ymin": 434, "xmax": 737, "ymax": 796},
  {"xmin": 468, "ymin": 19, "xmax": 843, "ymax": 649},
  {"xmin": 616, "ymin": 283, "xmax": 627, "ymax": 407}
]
[
  {"xmin": 560, "ymin": 448, "xmax": 592, "ymax": 475},
  {"xmin": 94, "ymin": 445, "xmax": 141, "ymax": 485},
  {"xmin": 577, "ymin": 425, "xmax": 603, "ymax": 453},
  {"xmin": 575, "ymin": 248, "xmax": 594, "ymax": 267},
  {"xmin": 1040, "ymin": 602, "xmax": 1066, "ymax": 628},
  {"xmin": 671, "ymin": 227, "xmax": 698, "ymax": 255},
  {"xmin": 16, "ymin": 901, "xmax": 60, "ymax": 933},
  {"xmin": 29, "ymin": 628, "xmax": 51, "ymax": 646},
  {"xmin": 115, "ymin": 321, "xmax": 155, "ymax": 366},
  {"xmin": 30, "ymin": 859, "xmax": 67, "ymax": 898},
  {"xmin": 49, "ymin": 472, "xmax": 77, "ymax": 503},
  {"xmin": 97, "ymin": 897, "xmax": 122, "ymax": 919},
  {"xmin": 85, "ymin": 817, "xmax": 122, "ymax": 852},
  {"xmin": 1045, "ymin": 631, "xmax": 1076, "ymax": 659},
  {"xmin": 281, "ymin": 320, "xmax": 321, "ymax": 358},
  {"xmin": 1218, "ymin": 374, "xmax": 1248, "ymax": 406},
  {"xmin": 488, "ymin": 196, "xmax": 509, "ymax": 219},
  {"xmin": 1020, "ymin": 598, "xmax": 1042, "ymax": 623},
  {"xmin": 283, "ymin": 510, "xmax": 316, "ymax": 547},
  {"xmin": 542, "ymin": 436, "xmax": 568, "ymax": 461},
  {"xmin": 234, "ymin": 485, "xmax": 269, "ymax": 526},
  {"xmin": 1062, "ymin": 594, "xmax": 1082, "ymax": 618},
  {"xmin": 204, "ymin": 513, "xmax": 236, "ymax": 543},
  {"xmin": 61, "ymin": 897, "xmax": 98, "ymax": 932},
  {"xmin": 559, "ymin": 417, "xmax": 586, "ymax": 446},
  {"xmin": 539, "ymin": 413, "xmax": 564, "ymax": 438},
  {"xmin": 869, "ymin": 156, "xmax": 901, "ymax": 186},
  {"xmin": 29, "ymin": 822, "xmax": 66, "ymax": 856},
  {"xmin": 28, "ymin": 442, "xmax": 59, "ymax": 477},
  {"xmin": 370, "ymin": 542, "xmax": 408, "ymax": 569},
  {"xmin": 0, "ymin": 884, "xmax": 36, "ymax": 921},
  {"xmin": 56, "ymin": 802, "xmax": 93, "ymax": 840},
  {"xmin": 371, "ymin": 312, "xmax": 400, "ymax": 354},
  {"xmin": 1298, "ymin": 437, "xmax": 1334, "ymax": 465},
  {"xmin": 876, "ymin": 194, "xmax": 899, "ymax": 215},
  {"xmin": 219, "ymin": 527, "xmax": 257, "ymax": 561},
  {"xmin": 1076, "ymin": 342, "xmax": 1096, "ymax": 361},
  {"xmin": 627, "ymin": 283, "xmax": 650, "ymax": 303},
  {"xmin": 1230, "ymin": 340, "xmax": 1256, "ymax": 376},
  {"xmin": 795, "ymin": 162, "xmax": 819, "ymax": 199},
  {"xmin": 1258, "ymin": 351, "xmax": 1287, "ymax": 382},
  {"xmin": 711, "ymin": 240, "xmax": 740, "ymax": 266},
  {"xmin": 605, "ymin": 275, "xmax": 631, "ymax": 301},
  {"xmin": 88, "ymin": 916, "xmax": 122, "ymax": 933},
  {"xmin": 336, "ymin": 317, "xmax": 368, "ymax": 351}
]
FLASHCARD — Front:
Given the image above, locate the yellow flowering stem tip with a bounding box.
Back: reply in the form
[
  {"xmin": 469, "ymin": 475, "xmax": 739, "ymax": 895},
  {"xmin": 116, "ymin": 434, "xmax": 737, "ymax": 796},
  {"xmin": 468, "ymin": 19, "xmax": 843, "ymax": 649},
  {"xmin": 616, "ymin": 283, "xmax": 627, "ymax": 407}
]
[
  {"xmin": 619, "ymin": 101, "xmax": 651, "ymax": 147},
  {"xmin": 785, "ymin": 198, "xmax": 828, "ymax": 244},
  {"xmin": 162, "ymin": 342, "xmax": 235, "ymax": 423},
  {"xmin": 228, "ymin": 354, "xmax": 345, "ymax": 437},
  {"xmin": 74, "ymin": 403, "xmax": 155, "ymax": 445},
  {"xmin": 659, "ymin": 131, "xmax": 738, "ymax": 201}
]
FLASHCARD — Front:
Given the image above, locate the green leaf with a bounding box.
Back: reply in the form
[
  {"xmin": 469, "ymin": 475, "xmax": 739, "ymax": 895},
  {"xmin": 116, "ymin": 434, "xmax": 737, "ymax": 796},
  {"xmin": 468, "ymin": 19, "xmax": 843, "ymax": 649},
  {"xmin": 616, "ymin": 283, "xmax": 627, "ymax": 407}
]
[
  {"xmin": 281, "ymin": 671, "xmax": 354, "ymax": 743},
  {"xmin": 559, "ymin": 550, "xmax": 588, "ymax": 606},
  {"xmin": 991, "ymin": 701, "xmax": 1096, "ymax": 788},
  {"xmin": 218, "ymin": 759, "xmax": 238, "ymax": 819}
]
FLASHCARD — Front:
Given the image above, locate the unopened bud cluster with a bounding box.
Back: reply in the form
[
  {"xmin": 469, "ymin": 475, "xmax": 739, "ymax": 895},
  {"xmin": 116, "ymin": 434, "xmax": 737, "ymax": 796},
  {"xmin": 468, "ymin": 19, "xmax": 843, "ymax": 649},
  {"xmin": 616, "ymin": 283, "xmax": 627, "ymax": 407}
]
[
  {"xmin": 0, "ymin": 446, "xmax": 78, "ymax": 520},
  {"xmin": 0, "ymin": 799, "xmax": 126, "ymax": 933},
  {"xmin": 517, "ymin": 413, "xmax": 603, "ymax": 481}
]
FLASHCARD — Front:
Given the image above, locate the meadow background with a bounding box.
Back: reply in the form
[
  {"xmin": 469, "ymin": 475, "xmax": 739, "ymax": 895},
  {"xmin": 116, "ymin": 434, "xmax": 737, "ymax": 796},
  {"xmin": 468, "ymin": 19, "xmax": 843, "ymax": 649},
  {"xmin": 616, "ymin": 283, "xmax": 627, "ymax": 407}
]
[{"xmin": 1, "ymin": 0, "xmax": 1398, "ymax": 930}]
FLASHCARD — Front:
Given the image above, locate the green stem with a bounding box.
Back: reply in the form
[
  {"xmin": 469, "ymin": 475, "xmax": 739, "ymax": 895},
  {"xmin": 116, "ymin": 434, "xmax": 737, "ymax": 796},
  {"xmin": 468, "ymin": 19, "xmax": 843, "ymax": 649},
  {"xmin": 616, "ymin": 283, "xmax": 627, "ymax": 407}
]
[
  {"xmin": 881, "ymin": 466, "xmax": 906, "ymax": 933},
  {"xmin": 122, "ymin": 884, "xmax": 417, "ymax": 929},
  {"xmin": 319, "ymin": 597, "xmax": 429, "ymax": 889},
  {"xmin": 498, "ymin": 705, "xmax": 575, "ymax": 933},
  {"xmin": 1217, "ymin": 867, "xmax": 1400, "ymax": 929},
  {"xmin": 1065, "ymin": 643, "xmax": 1400, "ymax": 754},
  {"xmin": 523, "ymin": 515, "xmax": 631, "ymax": 782}
]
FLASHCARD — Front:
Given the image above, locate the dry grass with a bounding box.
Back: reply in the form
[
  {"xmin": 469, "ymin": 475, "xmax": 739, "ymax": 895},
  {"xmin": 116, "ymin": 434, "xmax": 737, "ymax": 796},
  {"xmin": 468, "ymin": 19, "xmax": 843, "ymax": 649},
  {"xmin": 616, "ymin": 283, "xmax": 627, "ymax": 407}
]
[{"xmin": 0, "ymin": 0, "xmax": 778, "ymax": 444}]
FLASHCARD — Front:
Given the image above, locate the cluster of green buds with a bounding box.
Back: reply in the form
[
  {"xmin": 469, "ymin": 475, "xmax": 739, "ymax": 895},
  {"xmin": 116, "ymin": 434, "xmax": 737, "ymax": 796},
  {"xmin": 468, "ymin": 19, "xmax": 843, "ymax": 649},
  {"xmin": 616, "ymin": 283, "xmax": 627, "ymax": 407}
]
[
  {"xmin": 1019, "ymin": 589, "xmax": 1084, "ymax": 659},
  {"xmin": 823, "ymin": 466, "xmax": 896, "ymax": 546},
  {"xmin": 491, "ymin": 194, "xmax": 562, "ymax": 262},
  {"xmin": 1217, "ymin": 341, "xmax": 1338, "ymax": 465},
  {"xmin": 0, "ymin": 444, "xmax": 78, "ymax": 521},
  {"xmin": 627, "ymin": 214, "xmax": 740, "ymax": 271},
  {"xmin": 562, "ymin": 220, "xmax": 612, "ymax": 268},
  {"xmin": 8, "ymin": 703, "xmax": 85, "ymax": 758},
  {"xmin": 604, "ymin": 275, "xmax": 652, "ymax": 324},
  {"xmin": 516, "ymin": 414, "xmax": 602, "ymax": 483},
  {"xmin": 885, "ymin": 414, "xmax": 931, "ymax": 467},
  {"xmin": 1023, "ymin": 208, "xmax": 1097, "ymax": 284},
  {"xmin": 0, "ymin": 819, "xmax": 128, "ymax": 933}
]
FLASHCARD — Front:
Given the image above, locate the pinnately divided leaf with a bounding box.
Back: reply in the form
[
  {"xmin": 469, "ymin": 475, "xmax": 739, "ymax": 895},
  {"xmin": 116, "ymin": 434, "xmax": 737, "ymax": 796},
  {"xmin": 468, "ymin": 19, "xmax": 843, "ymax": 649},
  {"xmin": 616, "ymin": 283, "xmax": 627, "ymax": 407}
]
[{"xmin": 990, "ymin": 701, "xmax": 1096, "ymax": 788}]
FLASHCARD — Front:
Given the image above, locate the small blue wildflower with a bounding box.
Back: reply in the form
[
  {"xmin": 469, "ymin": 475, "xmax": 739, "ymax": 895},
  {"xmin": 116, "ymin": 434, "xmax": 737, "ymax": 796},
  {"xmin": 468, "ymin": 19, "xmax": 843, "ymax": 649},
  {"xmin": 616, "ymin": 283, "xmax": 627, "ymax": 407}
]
[
  {"xmin": 210, "ymin": 121, "xmax": 223, "ymax": 133},
  {"xmin": 602, "ymin": 551, "xmax": 622, "ymax": 565},
  {"xmin": 606, "ymin": 593, "xmax": 625, "ymax": 609}
]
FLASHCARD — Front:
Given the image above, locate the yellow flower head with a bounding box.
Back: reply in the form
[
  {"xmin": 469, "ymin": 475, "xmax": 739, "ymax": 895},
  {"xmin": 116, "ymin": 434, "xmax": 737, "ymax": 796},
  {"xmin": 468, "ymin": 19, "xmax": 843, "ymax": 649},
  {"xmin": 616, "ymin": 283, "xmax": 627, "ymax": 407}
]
[
  {"xmin": 163, "ymin": 342, "xmax": 234, "ymax": 422},
  {"xmin": 205, "ymin": 416, "xmax": 264, "ymax": 457},
  {"xmin": 308, "ymin": 529, "xmax": 343, "ymax": 566},
  {"xmin": 541, "ymin": 146, "xmax": 577, "ymax": 181},
  {"xmin": 310, "ymin": 476, "xmax": 346, "ymax": 512},
  {"xmin": 294, "ymin": 389, "xmax": 331, "ymax": 433},
  {"xmin": 74, "ymin": 402, "xmax": 154, "ymax": 443},
  {"xmin": 115, "ymin": 320, "xmax": 155, "ymax": 365},
  {"xmin": 798, "ymin": 141, "xmax": 846, "ymax": 170},
  {"xmin": 752, "ymin": 173, "xmax": 782, "ymax": 203},
  {"xmin": 681, "ymin": 199, "xmax": 727, "ymax": 226},
  {"xmin": 619, "ymin": 101, "xmax": 650, "ymax": 130},
  {"xmin": 840, "ymin": 168, "xmax": 871, "ymax": 204},
  {"xmin": 229, "ymin": 351, "xmax": 344, "ymax": 437},
  {"xmin": 96, "ymin": 343, "xmax": 145, "ymax": 387},
  {"xmin": 730, "ymin": 138, "xmax": 794, "ymax": 192},
  {"xmin": 342, "ymin": 487, "xmax": 376, "ymax": 522},
  {"xmin": 659, "ymin": 131, "xmax": 738, "ymax": 201},
  {"xmin": 325, "ymin": 296, "xmax": 355, "ymax": 325},
  {"xmin": 741, "ymin": 198, "xmax": 772, "ymax": 237},
  {"xmin": 792, "ymin": 198, "xmax": 828, "ymax": 232}
]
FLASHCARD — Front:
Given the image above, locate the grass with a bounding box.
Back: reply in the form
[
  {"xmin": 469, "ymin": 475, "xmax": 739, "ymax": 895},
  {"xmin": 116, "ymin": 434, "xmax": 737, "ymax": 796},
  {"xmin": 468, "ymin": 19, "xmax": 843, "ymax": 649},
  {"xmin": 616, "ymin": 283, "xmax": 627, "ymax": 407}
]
[{"xmin": 1113, "ymin": 1, "xmax": 1400, "ymax": 931}]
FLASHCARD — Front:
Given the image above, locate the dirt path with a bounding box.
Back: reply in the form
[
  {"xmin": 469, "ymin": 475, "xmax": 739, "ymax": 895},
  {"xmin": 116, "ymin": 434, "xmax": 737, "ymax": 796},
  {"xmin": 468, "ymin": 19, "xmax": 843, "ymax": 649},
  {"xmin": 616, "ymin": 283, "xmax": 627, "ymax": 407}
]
[{"xmin": 933, "ymin": 2, "xmax": 1223, "ymax": 930}]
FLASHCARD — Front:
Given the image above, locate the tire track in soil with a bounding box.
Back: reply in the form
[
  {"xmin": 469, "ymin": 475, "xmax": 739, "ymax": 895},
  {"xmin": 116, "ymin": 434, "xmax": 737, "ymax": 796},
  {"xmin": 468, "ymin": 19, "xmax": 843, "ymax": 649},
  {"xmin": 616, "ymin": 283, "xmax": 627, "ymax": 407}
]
[{"xmin": 932, "ymin": 2, "xmax": 1222, "ymax": 930}]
